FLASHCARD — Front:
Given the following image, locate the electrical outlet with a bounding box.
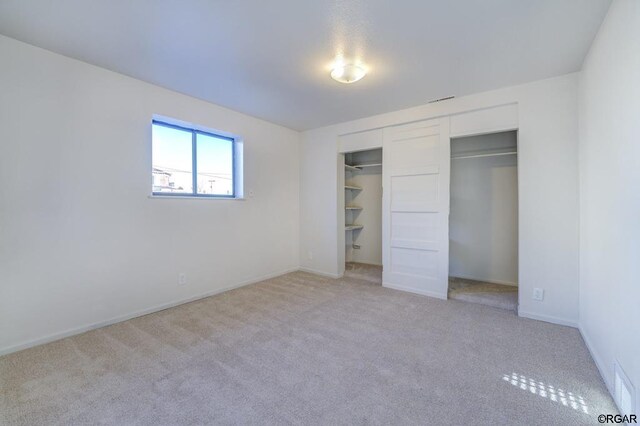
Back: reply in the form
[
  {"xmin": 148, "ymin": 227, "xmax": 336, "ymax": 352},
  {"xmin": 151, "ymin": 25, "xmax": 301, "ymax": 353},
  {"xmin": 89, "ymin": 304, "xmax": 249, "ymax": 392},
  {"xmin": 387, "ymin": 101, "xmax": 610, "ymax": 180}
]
[
  {"xmin": 307, "ymin": 251, "xmax": 313, "ymax": 260},
  {"xmin": 178, "ymin": 273, "xmax": 187, "ymax": 286},
  {"xmin": 533, "ymin": 288, "xmax": 544, "ymax": 301}
]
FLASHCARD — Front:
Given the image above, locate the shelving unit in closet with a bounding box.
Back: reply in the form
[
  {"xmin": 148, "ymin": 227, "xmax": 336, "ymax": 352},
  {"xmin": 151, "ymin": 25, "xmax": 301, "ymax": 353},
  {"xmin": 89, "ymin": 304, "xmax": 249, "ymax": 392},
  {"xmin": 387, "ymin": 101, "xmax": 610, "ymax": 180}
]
[{"xmin": 345, "ymin": 155, "xmax": 364, "ymax": 232}]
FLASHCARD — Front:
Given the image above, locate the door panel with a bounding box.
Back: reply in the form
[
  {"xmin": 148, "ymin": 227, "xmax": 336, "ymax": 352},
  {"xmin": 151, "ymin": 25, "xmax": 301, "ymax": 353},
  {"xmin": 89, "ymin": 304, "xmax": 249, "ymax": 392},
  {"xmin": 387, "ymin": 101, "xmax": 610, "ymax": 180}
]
[
  {"xmin": 390, "ymin": 247, "xmax": 438, "ymax": 277},
  {"xmin": 390, "ymin": 174, "xmax": 439, "ymax": 212},
  {"xmin": 382, "ymin": 118, "xmax": 450, "ymax": 299},
  {"xmin": 391, "ymin": 212, "xmax": 438, "ymax": 245},
  {"xmin": 389, "ymin": 134, "xmax": 440, "ymax": 170}
]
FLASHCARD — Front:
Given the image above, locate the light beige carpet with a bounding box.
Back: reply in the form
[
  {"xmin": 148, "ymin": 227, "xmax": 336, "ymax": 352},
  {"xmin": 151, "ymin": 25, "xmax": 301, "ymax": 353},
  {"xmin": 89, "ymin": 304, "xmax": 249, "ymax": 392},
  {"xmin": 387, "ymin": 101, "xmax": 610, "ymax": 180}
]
[
  {"xmin": 345, "ymin": 262, "xmax": 383, "ymax": 284},
  {"xmin": 0, "ymin": 270, "xmax": 616, "ymax": 425},
  {"xmin": 448, "ymin": 277, "xmax": 519, "ymax": 312}
]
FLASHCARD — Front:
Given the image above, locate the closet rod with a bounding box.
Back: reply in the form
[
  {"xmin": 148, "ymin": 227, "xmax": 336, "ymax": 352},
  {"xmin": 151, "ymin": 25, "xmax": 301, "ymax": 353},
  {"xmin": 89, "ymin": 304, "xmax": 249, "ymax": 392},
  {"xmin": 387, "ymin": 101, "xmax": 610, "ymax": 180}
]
[{"xmin": 451, "ymin": 151, "xmax": 517, "ymax": 160}]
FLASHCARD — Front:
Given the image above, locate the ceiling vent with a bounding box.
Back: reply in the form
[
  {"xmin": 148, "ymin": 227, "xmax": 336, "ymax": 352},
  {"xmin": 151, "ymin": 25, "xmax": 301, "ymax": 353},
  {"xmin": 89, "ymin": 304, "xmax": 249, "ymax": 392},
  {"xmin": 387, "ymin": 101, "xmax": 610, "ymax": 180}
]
[{"xmin": 427, "ymin": 96, "xmax": 455, "ymax": 103}]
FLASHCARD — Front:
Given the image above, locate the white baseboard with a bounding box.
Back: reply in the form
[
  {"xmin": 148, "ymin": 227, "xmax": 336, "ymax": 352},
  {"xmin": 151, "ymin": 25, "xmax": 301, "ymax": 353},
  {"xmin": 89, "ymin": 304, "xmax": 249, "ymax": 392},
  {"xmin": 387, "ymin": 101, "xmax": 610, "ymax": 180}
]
[
  {"xmin": 518, "ymin": 310, "xmax": 579, "ymax": 328},
  {"xmin": 298, "ymin": 267, "xmax": 343, "ymax": 279},
  {"xmin": 383, "ymin": 282, "xmax": 448, "ymax": 300},
  {"xmin": 579, "ymin": 324, "xmax": 613, "ymax": 395},
  {"xmin": 0, "ymin": 267, "xmax": 299, "ymax": 356},
  {"xmin": 449, "ymin": 274, "xmax": 518, "ymax": 287}
]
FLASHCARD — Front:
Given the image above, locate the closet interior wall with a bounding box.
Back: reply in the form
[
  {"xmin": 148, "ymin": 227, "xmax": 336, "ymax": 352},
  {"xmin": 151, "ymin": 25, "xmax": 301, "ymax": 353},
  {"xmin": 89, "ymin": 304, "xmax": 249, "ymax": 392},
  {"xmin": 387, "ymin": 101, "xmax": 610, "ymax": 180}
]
[
  {"xmin": 449, "ymin": 131, "xmax": 518, "ymax": 286},
  {"xmin": 345, "ymin": 149, "xmax": 382, "ymax": 265}
]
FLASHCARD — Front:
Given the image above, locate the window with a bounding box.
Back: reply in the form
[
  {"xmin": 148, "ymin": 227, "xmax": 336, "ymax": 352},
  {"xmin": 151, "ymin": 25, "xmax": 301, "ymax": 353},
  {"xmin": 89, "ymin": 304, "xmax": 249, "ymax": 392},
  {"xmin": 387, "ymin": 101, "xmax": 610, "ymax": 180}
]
[{"xmin": 151, "ymin": 120, "xmax": 238, "ymax": 198}]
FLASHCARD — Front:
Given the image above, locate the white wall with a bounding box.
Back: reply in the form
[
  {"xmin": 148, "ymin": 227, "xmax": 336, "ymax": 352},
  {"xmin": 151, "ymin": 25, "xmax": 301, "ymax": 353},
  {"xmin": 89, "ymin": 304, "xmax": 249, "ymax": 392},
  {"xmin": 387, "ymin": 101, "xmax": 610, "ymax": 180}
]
[
  {"xmin": 0, "ymin": 35, "xmax": 300, "ymax": 354},
  {"xmin": 578, "ymin": 0, "xmax": 639, "ymax": 411},
  {"xmin": 449, "ymin": 132, "xmax": 518, "ymax": 285},
  {"xmin": 299, "ymin": 126, "xmax": 341, "ymax": 277},
  {"xmin": 300, "ymin": 73, "xmax": 580, "ymax": 326}
]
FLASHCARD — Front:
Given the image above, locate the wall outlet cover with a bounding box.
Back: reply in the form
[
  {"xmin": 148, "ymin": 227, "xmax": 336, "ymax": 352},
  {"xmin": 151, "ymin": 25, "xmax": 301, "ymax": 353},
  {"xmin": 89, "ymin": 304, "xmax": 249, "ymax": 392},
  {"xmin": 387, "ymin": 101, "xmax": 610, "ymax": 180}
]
[
  {"xmin": 178, "ymin": 273, "xmax": 187, "ymax": 286},
  {"xmin": 533, "ymin": 288, "xmax": 544, "ymax": 301}
]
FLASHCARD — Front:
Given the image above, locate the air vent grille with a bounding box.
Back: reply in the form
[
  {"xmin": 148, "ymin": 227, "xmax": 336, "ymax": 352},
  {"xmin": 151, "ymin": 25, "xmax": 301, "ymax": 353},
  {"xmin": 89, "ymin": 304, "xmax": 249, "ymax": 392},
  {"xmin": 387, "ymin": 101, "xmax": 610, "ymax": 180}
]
[{"xmin": 427, "ymin": 96, "xmax": 455, "ymax": 103}]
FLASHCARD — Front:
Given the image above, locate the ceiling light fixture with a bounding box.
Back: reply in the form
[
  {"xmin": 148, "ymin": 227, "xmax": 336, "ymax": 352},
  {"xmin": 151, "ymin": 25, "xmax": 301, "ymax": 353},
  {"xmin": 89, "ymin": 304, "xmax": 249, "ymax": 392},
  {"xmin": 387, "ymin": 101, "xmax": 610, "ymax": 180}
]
[{"xmin": 331, "ymin": 63, "xmax": 366, "ymax": 84}]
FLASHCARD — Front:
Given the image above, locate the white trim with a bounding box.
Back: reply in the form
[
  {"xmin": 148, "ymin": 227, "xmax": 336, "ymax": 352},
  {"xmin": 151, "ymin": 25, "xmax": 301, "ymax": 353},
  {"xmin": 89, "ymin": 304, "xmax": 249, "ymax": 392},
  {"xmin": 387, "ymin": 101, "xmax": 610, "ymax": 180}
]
[
  {"xmin": 449, "ymin": 274, "xmax": 518, "ymax": 287},
  {"xmin": 578, "ymin": 325, "xmax": 636, "ymax": 418},
  {"xmin": 0, "ymin": 267, "xmax": 299, "ymax": 356},
  {"xmin": 336, "ymin": 101, "xmax": 519, "ymax": 138},
  {"xmin": 449, "ymin": 125, "xmax": 519, "ymax": 139},
  {"xmin": 148, "ymin": 195, "xmax": 246, "ymax": 201},
  {"xmin": 579, "ymin": 325, "xmax": 614, "ymax": 395},
  {"xmin": 518, "ymin": 310, "xmax": 578, "ymax": 328},
  {"xmin": 383, "ymin": 282, "xmax": 448, "ymax": 300},
  {"xmin": 298, "ymin": 267, "xmax": 343, "ymax": 279}
]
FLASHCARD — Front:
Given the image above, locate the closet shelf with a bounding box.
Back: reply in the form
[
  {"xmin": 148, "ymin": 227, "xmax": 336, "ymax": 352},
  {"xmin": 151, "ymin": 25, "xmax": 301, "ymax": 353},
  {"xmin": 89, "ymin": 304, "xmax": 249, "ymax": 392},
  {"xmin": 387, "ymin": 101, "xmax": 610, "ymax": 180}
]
[
  {"xmin": 345, "ymin": 206, "xmax": 363, "ymax": 210},
  {"xmin": 345, "ymin": 224, "xmax": 364, "ymax": 231},
  {"xmin": 345, "ymin": 185, "xmax": 363, "ymax": 191},
  {"xmin": 345, "ymin": 164, "xmax": 361, "ymax": 172},
  {"xmin": 451, "ymin": 151, "xmax": 517, "ymax": 160},
  {"xmin": 352, "ymin": 162, "xmax": 382, "ymax": 168}
]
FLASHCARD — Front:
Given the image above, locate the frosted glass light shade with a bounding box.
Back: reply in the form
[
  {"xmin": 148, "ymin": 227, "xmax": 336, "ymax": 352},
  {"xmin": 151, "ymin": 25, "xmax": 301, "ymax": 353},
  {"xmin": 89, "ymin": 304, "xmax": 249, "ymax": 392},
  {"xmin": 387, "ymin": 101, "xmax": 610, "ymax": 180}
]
[{"xmin": 331, "ymin": 64, "xmax": 366, "ymax": 84}]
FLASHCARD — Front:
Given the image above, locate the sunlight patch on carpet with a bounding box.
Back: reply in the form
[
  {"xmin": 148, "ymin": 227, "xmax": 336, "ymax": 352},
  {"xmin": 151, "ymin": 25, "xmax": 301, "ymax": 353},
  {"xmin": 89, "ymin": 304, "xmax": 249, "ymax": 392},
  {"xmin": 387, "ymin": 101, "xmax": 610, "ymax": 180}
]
[{"xmin": 502, "ymin": 372, "xmax": 589, "ymax": 414}]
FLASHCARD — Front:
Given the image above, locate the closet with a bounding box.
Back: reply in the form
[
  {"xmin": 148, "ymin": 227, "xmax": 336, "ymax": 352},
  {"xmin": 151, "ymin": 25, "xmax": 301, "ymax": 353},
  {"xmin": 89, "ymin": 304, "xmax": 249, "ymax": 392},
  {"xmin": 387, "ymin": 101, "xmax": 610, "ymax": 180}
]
[
  {"xmin": 339, "ymin": 107, "xmax": 520, "ymax": 308},
  {"xmin": 344, "ymin": 148, "xmax": 383, "ymax": 280},
  {"xmin": 448, "ymin": 131, "xmax": 519, "ymax": 311}
]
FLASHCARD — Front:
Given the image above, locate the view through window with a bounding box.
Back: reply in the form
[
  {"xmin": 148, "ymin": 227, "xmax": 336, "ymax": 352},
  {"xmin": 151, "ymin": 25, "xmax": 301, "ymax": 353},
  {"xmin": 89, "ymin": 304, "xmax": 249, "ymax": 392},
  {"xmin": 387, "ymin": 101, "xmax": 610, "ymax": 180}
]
[{"xmin": 152, "ymin": 120, "xmax": 235, "ymax": 197}]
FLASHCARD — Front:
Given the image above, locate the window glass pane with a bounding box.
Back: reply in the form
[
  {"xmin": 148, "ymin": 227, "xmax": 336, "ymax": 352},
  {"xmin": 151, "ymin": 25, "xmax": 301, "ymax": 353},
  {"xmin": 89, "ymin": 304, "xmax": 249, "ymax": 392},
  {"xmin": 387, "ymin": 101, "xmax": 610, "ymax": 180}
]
[
  {"xmin": 152, "ymin": 124, "xmax": 193, "ymax": 194},
  {"xmin": 196, "ymin": 133, "xmax": 234, "ymax": 196}
]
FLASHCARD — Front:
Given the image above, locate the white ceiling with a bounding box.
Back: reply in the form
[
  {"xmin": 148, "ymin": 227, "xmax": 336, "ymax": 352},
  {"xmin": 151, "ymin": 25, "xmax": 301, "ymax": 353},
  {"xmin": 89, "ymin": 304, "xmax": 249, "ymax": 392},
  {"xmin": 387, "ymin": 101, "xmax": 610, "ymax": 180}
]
[{"xmin": 0, "ymin": 0, "xmax": 611, "ymax": 130}]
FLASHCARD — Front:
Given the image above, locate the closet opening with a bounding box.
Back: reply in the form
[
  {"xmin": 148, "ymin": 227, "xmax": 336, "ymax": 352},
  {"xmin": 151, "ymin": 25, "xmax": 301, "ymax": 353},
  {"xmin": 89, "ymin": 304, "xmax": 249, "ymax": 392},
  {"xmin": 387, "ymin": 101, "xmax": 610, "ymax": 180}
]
[
  {"xmin": 448, "ymin": 131, "xmax": 519, "ymax": 311},
  {"xmin": 343, "ymin": 148, "xmax": 383, "ymax": 284}
]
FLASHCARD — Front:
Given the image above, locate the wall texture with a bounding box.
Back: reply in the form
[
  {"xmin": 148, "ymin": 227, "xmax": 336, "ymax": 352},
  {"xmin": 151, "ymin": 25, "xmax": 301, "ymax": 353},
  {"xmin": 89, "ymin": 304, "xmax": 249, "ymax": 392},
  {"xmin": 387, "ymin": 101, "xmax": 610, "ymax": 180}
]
[
  {"xmin": 300, "ymin": 73, "xmax": 580, "ymax": 327},
  {"xmin": 578, "ymin": 0, "xmax": 639, "ymax": 410},
  {"xmin": 449, "ymin": 132, "xmax": 518, "ymax": 285},
  {"xmin": 0, "ymin": 35, "xmax": 300, "ymax": 354}
]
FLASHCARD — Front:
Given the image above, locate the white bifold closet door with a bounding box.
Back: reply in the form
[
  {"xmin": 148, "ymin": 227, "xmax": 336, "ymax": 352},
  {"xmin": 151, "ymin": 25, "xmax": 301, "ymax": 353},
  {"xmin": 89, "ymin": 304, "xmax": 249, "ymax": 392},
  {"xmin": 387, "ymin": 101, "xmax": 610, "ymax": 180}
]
[{"xmin": 382, "ymin": 118, "xmax": 450, "ymax": 299}]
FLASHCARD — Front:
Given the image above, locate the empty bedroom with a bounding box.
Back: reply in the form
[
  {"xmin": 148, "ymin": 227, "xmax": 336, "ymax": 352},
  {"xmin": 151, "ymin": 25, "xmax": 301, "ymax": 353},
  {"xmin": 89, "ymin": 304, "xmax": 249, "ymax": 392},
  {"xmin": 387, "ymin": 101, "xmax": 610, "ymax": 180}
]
[{"xmin": 1, "ymin": 0, "xmax": 638, "ymax": 425}]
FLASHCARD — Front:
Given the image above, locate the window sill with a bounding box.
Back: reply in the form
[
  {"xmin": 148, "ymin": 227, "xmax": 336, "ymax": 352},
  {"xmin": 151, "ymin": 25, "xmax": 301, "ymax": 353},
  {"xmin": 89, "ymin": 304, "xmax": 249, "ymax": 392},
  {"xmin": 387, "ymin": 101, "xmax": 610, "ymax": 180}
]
[{"xmin": 148, "ymin": 195, "xmax": 246, "ymax": 201}]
